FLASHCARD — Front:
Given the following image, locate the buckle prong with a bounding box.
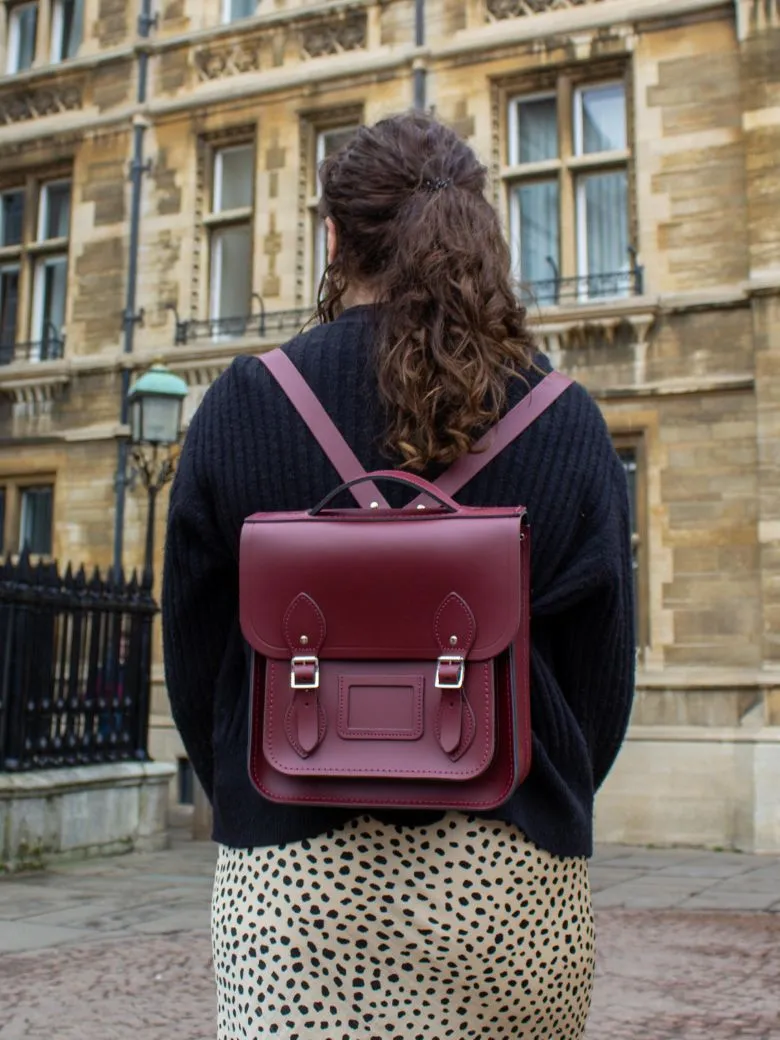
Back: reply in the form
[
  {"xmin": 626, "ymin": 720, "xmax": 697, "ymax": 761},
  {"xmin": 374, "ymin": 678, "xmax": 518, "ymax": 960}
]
[
  {"xmin": 435, "ymin": 654, "xmax": 465, "ymax": 689},
  {"xmin": 291, "ymin": 655, "xmax": 320, "ymax": 690}
]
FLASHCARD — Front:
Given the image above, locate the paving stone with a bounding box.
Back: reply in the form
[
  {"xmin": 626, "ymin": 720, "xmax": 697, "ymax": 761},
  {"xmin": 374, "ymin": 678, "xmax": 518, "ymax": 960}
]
[
  {"xmin": 0, "ymin": 839, "xmax": 778, "ymax": 1037},
  {"xmin": 680, "ymin": 891, "xmax": 780, "ymax": 912}
]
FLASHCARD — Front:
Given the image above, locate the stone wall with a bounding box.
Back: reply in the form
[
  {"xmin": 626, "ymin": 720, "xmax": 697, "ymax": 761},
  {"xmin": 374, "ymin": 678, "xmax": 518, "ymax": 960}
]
[
  {"xmin": 0, "ymin": 0, "xmax": 779, "ymax": 848},
  {"xmin": 0, "ymin": 763, "xmax": 174, "ymax": 871}
]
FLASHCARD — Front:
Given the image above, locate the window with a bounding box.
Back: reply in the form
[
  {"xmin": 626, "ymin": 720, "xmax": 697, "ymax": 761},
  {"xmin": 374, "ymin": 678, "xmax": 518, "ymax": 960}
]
[
  {"xmin": 19, "ymin": 485, "xmax": 53, "ymax": 555},
  {"xmin": 0, "ymin": 264, "xmax": 20, "ymax": 365},
  {"xmin": 50, "ymin": 0, "xmax": 82, "ymax": 62},
  {"xmin": 311, "ymin": 125, "xmax": 358, "ymax": 297},
  {"xmin": 6, "ymin": 1, "xmax": 38, "ymax": 73},
  {"xmin": 615, "ymin": 439, "xmax": 647, "ymax": 654},
  {"xmin": 0, "ymin": 190, "xmax": 24, "ymax": 246},
  {"xmin": 0, "ymin": 177, "xmax": 70, "ymax": 364},
  {"xmin": 31, "ymin": 180, "xmax": 70, "ymax": 360},
  {"xmin": 222, "ymin": 0, "xmax": 256, "ymax": 23},
  {"xmin": 0, "ymin": 478, "xmax": 54, "ymax": 557},
  {"xmin": 206, "ymin": 145, "xmax": 254, "ymax": 331},
  {"xmin": 178, "ymin": 757, "xmax": 195, "ymax": 805},
  {"xmin": 506, "ymin": 77, "xmax": 631, "ymax": 305}
]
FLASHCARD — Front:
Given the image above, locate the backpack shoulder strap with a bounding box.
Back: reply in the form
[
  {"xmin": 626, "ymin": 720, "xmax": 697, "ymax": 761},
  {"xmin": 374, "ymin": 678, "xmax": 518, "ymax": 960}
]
[
  {"xmin": 410, "ymin": 371, "xmax": 574, "ymax": 506},
  {"xmin": 260, "ymin": 348, "xmax": 573, "ymax": 509},
  {"xmin": 258, "ymin": 349, "xmax": 390, "ymax": 509}
]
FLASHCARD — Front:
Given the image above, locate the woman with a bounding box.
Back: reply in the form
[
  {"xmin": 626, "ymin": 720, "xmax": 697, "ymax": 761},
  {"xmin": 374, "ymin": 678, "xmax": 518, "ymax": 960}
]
[{"xmin": 163, "ymin": 112, "xmax": 635, "ymax": 1039}]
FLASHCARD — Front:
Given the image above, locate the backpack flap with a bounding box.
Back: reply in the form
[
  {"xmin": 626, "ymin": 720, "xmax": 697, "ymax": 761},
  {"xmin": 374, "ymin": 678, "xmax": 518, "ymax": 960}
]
[{"xmin": 240, "ymin": 504, "xmax": 530, "ymax": 807}]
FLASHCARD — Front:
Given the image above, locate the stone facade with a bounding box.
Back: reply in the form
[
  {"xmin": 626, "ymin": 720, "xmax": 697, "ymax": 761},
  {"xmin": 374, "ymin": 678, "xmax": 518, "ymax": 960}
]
[{"xmin": 0, "ymin": 0, "xmax": 778, "ymax": 850}]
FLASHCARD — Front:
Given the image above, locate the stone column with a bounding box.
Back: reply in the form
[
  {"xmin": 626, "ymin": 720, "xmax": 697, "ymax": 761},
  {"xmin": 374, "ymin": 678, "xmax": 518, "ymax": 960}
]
[
  {"xmin": 738, "ymin": 11, "xmax": 780, "ymax": 671},
  {"xmin": 34, "ymin": 0, "xmax": 52, "ymax": 67}
]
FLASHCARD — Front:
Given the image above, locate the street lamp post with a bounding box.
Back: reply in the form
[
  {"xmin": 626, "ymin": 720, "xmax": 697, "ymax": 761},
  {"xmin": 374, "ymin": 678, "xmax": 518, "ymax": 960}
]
[{"xmin": 127, "ymin": 363, "xmax": 189, "ymax": 584}]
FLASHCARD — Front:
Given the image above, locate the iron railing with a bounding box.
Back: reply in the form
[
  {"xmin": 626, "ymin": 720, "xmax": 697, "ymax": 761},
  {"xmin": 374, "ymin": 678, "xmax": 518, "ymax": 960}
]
[
  {"xmin": 0, "ymin": 553, "xmax": 157, "ymax": 772},
  {"xmin": 0, "ymin": 326, "xmax": 66, "ymax": 366},
  {"xmin": 521, "ymin": 257, "xmax": 644, "ymax": 308},
  {"xmin": 170, "ymin": 297, "xmax": 314, "ymax": 346}
]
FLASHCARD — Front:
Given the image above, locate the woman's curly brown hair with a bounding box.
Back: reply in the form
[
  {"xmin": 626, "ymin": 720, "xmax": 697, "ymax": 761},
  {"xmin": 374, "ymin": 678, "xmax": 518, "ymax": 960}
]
[{"xmin": 316, "ymin": 111, "xmax": 536, "ymax": 471}]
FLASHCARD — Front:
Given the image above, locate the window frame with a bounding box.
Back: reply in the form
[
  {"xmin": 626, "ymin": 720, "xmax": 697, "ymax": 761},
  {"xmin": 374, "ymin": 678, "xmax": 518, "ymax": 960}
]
[
  {"xmin": 612, "ymin": 433, "xmax": 649, "ymax": 658},
  {"xmin": 308, "ymin": 120, "xmax": 360, "ymax": 303},
  {"xmin": 503, "ymin": 69, "xmax": 634, "ymax": 305},
  {"xmin": 0, "ymin": 475, "xmax": 55, "ymax": 559},
  {"xmin": 6, "ymin": 0, "xmax": 39, "ymax": 74},
  {"xmin": 203, "ymin": 140, "xmax": 255, "ymax": 329},
  {"xmin": 0, "ymin": 172, "xmax": 71, "ymax": 364},
  {"xmin": 50, "ymin": 0, "xmax": 83, "ymax": 63},
  {"xmin": 221, "ymin": 0, "xmax": 256, "ymax": 25}
]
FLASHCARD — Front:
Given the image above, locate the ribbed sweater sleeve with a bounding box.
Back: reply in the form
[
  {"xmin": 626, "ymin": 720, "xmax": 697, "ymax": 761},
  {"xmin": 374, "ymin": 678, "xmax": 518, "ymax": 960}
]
[
  {"xmin": 535, "ymin": 458, "xmax": 635, "ymax": 791},
  {"xmin": 162, "ymin": 368, "xmax": 239, "ymax": 800}
]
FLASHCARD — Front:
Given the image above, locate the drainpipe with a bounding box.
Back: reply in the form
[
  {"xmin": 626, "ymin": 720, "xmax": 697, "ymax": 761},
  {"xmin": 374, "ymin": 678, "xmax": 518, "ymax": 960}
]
[
  {"xmin": 413, "ymin": 0, "xmax": 426, "ymax": 110},
  {"xmin": 112, "ymin": 0, "xmax": 156, "ymax": 581}
]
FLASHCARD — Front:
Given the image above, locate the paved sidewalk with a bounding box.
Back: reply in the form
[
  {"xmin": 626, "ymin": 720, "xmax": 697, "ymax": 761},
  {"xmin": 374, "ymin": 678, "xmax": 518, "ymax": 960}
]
[{"xmin": 0, "ymin": 838, "xmax": 778, "ymax": 1038}]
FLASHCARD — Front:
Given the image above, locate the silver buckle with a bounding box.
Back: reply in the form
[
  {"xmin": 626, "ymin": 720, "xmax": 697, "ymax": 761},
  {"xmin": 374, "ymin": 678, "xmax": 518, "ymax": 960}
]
[
  {"xmin": 290, "ymin": 655, "xmax": 320, "ymax": 690},
  {"xmin": 435, "ymin": 655, "xmax": 465, "ymax": 689}
]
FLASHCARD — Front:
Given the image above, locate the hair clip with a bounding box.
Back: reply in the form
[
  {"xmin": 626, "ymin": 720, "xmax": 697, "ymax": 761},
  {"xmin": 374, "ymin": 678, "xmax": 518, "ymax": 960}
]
[{"xmin": 422, "ymin": 178, "xmax": 452, "ymax": 194}]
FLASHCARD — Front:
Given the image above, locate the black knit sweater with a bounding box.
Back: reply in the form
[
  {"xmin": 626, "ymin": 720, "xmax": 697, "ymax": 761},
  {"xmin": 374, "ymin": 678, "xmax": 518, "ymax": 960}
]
[{"xmin": 162, "ymin": 305, "xmax": 635, "ymax": 858}]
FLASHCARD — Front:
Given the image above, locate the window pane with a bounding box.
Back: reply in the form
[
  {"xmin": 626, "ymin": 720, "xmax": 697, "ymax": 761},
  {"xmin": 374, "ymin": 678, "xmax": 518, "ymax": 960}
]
[
  {"xmin": 511, "ymin": 181, "xmax": 560, "ymax": 304},
  {"xmin": 9, "ymin": 3, "xmax": 38, "ymax": 73},
  {"xmin": 578, "ymin": 84, "xmax": 626, "ymax": 155},
  {"xmin": 0, "ymin": 487, "xmax": 5, "ymax": 554},
  {"xmin": 317, "ymin": 127, "xmax": 357, "ymax": 164},
  {"xmin": 211, "ymin": 224, "xmax": 252, "ymax": 321},
  {"xmin": 616, "ymin": 447, "xmax": 639, "ymax": 640},
  {"xmin": 226, "ymin": 0, "xmax": 256, "ymax": 21},
  {"xmin": 39, "ymin": 182, "xmax": 71, "ymax": 240},
  {"xmin": 579, "ymin": 171, "xmax": 628, "ymax": 296},
  {"xmin": 0, "ymin": 191, "xmax": 24, "ymax": 247},
  {"xmin": 20, "ymin": 485, "xmax": 53, "ymax": 556},
  {"xmin": 33, "ymin": 257, "xmax": 67, "ymax": 357},
  {"xmin": 55, "ymin": 0, "xmax": 83, "ymax": 60},
  {"xmin": 0, "ymin": 266, "xmax": 20, "ymax": 363},
  {"xmin": 214, "ymin": 146, "xmax": 253, "ymax": 213},
  {"xmin": 513, "ymin": 97, "xmax": 558, "ymax": 164}
]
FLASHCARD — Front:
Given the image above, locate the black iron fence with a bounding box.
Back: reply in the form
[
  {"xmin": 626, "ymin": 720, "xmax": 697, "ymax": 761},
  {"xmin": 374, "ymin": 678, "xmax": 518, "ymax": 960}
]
[
  {"xmin": 170, "ymin": 299, "xmax": 314, "ymax": 347},
  {"xmin": 0, "ymin": 553, "xmax": 157, "ymax": 772},
  {"xmin": 521, "ymin": 265, "xmax": 644, "ymax": 308},
  {"xmin": 0, "ymin": 327, "xmax": 66, "ymax": 366}
]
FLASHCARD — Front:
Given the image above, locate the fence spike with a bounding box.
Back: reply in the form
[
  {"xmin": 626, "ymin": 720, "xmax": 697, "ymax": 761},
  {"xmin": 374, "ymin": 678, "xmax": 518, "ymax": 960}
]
[{"xmin": 17, "ymin": 547, "xmax": 32, "ymax": 580}]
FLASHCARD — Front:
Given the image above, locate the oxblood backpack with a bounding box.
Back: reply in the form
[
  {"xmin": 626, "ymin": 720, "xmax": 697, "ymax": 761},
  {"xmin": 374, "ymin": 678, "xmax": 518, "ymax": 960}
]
[{"xmin": 239, "ymin": 349, "xmax": 572, "ymax": 811}]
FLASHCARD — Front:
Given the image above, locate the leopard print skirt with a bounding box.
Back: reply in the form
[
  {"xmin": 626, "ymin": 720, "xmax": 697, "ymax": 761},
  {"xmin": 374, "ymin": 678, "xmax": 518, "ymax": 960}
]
[{"xmin": 212, "ymin": 812, "xmax": 595, "ymax": 1039}]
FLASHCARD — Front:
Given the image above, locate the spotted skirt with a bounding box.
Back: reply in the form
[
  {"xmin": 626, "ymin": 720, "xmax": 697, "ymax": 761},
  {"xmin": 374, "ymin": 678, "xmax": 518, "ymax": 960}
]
[{"xmin": 211, "ymin": 812, "xmax": 595, "ymax": 1039}]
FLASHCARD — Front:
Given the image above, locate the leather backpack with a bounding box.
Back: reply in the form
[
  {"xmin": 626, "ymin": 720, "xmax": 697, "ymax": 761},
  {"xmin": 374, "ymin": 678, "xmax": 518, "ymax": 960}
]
[{"xmin": 239, "ymin": 349, "xmax": 572, "ymax": 811}]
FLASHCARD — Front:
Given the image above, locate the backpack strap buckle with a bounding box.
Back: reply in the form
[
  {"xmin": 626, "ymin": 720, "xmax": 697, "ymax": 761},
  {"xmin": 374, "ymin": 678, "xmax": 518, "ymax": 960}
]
[
  {"xmin": 435, "ymin": 655, "xmax": 465, "ymax": 689},
  {"xmin": 291, "ymin": 655, "xmax": 320, "ymax": 689}
]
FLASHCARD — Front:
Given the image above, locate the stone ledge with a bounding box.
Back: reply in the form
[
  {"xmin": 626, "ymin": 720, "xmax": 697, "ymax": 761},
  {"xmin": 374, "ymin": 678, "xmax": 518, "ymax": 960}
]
[
  {"xmin": 0, "ymin": 762, "xmax": 175, "ymax": 873},
  {"xmin": 596, "ymin": 728, "xmax": 780, "ymax": 852}
]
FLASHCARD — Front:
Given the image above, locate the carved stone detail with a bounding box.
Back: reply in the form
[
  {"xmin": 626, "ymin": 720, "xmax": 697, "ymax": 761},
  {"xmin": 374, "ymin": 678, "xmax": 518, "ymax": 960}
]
[
  {"xmin": 0, "ymin": 84, "xmax": 82, "ymax": 125},
  {"xmin": 301, "ymin": 12, "xmax": 367, "ymax": 59},
  {"xmin": 537, "ymin": 312, "xmax": 657, "ymax": 357},
  {"xmin": 0, "ymin": 374, "xmax": 69, "ymax": 404},
  {"xmin": 194, "ymin": 42, "xmax": 261, "ymax": 81},
  {"xmin": 736, "ymin": 0, "xmax": 780, "ymax": 37},
  {"xmin": 486, "ymin": 0, "xmax": 603, "ymax": 18}
]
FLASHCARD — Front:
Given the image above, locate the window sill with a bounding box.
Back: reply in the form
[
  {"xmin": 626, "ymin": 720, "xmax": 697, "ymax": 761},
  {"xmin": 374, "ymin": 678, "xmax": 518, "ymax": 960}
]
[
  {"xmin": 0, "ymin": 358, "xmax": 69, "ymax": 403},
  {"xmin": 528, "ymin": 294, "xmax": 660, "ymax": 352}
]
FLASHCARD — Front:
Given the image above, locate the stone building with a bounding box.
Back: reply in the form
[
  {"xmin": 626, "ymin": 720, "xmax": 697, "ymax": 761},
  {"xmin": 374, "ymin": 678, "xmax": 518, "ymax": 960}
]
[{"xmin": 0, "ymin": 0, "xmax": 778, "ymax": 850}]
